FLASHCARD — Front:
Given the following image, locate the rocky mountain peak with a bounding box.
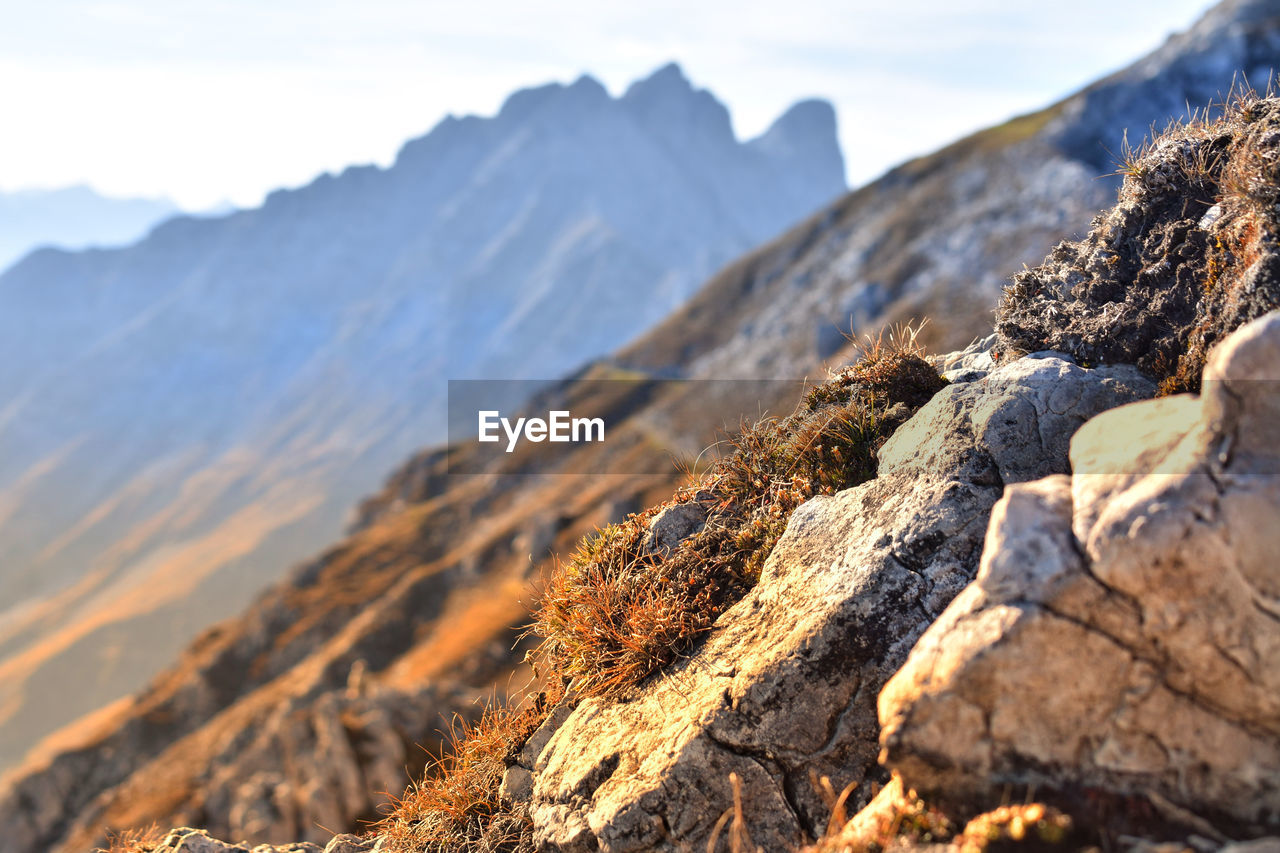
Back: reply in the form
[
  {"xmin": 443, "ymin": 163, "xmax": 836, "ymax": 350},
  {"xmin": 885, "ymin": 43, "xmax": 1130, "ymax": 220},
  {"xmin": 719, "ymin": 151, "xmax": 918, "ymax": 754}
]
[
  {"xmin": 494, "ymin": 72, "xmax": 611, "ymax": 124},
  {"xmin": 1048, "ymin": 0, "xmax": 1280, "ymax": 171},
  {"xmin": 620, "ymin": 61, "xmax": 737, "ymax": 146},
  {"xmin": 747, "ymin": 98, "xmax": 845, "ymax": 191},
  {"xmin": 620, "ymin": 60, "xmax": 695, "ymax": 103}
]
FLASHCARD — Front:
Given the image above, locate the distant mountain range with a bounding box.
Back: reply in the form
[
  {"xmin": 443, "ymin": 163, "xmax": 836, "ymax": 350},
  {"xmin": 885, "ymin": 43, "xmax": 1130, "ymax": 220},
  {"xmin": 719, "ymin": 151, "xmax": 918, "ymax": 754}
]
[
  {"xmin": 0, "ymin": 63, "xmax": 846, "ymax": 773},
  {"xmin": 0, "ymin": 185, "xmax": 181, "ymax": 272}
]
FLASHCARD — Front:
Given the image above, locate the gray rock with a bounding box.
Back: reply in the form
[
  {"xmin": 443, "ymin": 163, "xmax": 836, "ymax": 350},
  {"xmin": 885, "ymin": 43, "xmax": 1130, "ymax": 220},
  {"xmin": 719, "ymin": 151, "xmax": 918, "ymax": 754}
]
[
  {"xmin": 527, "ymin": 355, "xmax": 1152, "ymax": 852},
  {"xmin": 500, "ymin": 765, "xmax": 535, "ymax": 808},
  {"xmin": 502, "ymin": 695, "xmax": 579, "ymax": 809},
  {"xmin": 935, "ymin": 333, "xmax": 997, "ymax": 383},
  {"xmin": 322, "ymin": 834, "xmax": 375, "ymax": 853},
  {"xmin": 880, "ymin": 311, "xmax": 1280, "ymax": 830},
  {"xmin": 155, "ymin": 829, "xmax": 250, "ymax": 852},
  {"xmin": 148, "ymin": 828, "xmax": 325, "ymax": 853},
  {"xmin": 642, "ymin": 502, "xmax": 707, "ymax": 559}
]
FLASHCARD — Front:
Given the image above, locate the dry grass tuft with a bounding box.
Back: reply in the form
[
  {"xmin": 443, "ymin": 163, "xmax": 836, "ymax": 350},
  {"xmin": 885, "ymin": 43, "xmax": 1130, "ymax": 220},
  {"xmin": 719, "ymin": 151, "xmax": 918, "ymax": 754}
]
[
  {"xmin": 95, "ymin": 825, "xmax": 163, "ymax": 853},
  {"xmin": 804, "ymin": 777, "xmax": 952, "ymax": 853},
  {"xmin": 532, "ymin": 323, "xmax": 946, "ymax": 698},
  {"xmin": 706, "ymin": 772, "xmax": 761, "ymax": 853},
  {"xmin": 375, "ymin": 689, "xmax": 561, "ymax": 853}
]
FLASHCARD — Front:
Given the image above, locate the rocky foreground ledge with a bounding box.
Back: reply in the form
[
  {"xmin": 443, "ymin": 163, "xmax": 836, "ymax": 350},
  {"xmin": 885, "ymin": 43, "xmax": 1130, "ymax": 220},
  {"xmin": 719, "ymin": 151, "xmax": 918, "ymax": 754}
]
[
  {"xmin": 117, "ymin": 311, "xmax": 1280, "ymax": 853},
  {"xmin": 526, "ymin": 349, "xmax": 1153, "ymax": 852}
]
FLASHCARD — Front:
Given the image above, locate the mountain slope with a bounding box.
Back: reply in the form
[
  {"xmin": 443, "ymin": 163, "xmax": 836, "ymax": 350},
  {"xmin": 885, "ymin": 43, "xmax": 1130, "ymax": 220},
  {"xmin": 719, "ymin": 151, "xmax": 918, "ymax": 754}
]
[
  {"xmin": 4, "ymin": 1, "xmax": 1279, "ymax": 850},
  {"xmin": 620, "ymin": 0, "xmax": 1280, "ymax": 379},
  {"xmin": 0, "ymin": 186, "xmax": 179, "ymax": 273},
  {"xmin": 0, "ymin": 64, "xmax": 844, "ymax": 774}
]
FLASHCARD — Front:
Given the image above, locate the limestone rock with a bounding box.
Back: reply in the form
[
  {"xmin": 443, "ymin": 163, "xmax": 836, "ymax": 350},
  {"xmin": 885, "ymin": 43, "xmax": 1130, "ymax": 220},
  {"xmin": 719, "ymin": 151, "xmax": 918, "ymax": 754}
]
[
  {"xmin": 155, "ymin": 829, "xmax": 248, "ymax": 853},
  {"xmin": 880, "ymin": 311, "xmax": 1280, "ymax": 833},
  {"xmin": 150, "ymin": 828, "xmax": 325, "ymax": 853},
  {"xmin": 642, "ymin": 502, "xmax": 707, "ymax": 559},
  {"xmin": 503, "ymin": 699, "xmax": 578, "ymax": 810},
  {"xmin": 321, "ymin": 835, "xmax": 375, "ymax": 853},
  {"xmin": 933, "ymin": 334, "xmax": 997, "ymax": 383},
  {"xmin": 527, "ymin": 355, "xmax": 1152, "ymax": 852}
]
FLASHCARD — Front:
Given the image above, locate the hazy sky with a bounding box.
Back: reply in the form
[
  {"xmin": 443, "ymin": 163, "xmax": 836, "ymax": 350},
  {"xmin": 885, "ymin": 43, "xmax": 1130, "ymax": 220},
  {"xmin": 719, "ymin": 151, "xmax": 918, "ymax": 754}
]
[{"xmin": 1, "ymin": 0, "xmax": 1216, "ymax": 210}]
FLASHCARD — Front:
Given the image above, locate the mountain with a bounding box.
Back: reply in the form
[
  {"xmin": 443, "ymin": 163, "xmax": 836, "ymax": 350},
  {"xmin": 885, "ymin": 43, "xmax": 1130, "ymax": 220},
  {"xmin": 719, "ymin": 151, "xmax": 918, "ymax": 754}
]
[
  {"xmin": 621, "ymin": 0, "xmax": 1280, "ymax": 379},
  {"xmin": 4, "ymin": 1, "xmax": 1280, "ymax": 850},
  {"xmin": 0, "ymin": 63, "xmax": 845, "ymax": 777},
  {"xmin": 0, "ymin": 186, "xmax": 179, "ymax": 272}
]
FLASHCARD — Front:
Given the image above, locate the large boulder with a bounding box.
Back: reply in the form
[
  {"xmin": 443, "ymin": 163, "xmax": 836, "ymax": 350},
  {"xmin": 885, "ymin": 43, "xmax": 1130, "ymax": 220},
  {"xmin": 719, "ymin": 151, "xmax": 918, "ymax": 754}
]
[
  {"xmin": 525, "ymin": 355, "xmax": 1153, "ymax": 852},
  {"xmin": 880, "ymin": 311, "xmax": 1280, "ymax": 834}
]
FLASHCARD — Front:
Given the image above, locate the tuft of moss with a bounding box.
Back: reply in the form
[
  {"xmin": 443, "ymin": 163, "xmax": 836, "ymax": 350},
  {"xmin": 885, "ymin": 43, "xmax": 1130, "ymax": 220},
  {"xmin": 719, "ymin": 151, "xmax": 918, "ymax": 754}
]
[
  {"xmin": 956, "ymin": 804, "xmax": 1073, "ymax": 853},
  {"xmin": 998, "ymin": 85, "xmax": 1280, "ymax": 395},
  {"xmin": 531, "ymin": 327, "xmax": 946, "ymax": 699},
  {"xmin": 807, "ymin": 783, "xmax": 1073, "ymax": 853}
]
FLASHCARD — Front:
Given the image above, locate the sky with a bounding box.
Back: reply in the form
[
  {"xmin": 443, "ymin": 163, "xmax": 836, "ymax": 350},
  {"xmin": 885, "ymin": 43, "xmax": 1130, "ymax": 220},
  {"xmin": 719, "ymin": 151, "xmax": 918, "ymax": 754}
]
[{"xmin": 0, "ymin": 0, "xmax": 1217, "ymax": 211}]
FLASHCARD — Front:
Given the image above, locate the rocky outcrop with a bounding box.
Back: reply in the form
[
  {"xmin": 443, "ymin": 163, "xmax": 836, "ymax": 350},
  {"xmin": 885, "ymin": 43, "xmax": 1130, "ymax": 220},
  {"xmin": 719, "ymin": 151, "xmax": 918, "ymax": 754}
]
[
  {"xmin": 185, "ymin": 685, "xmax": 473, "ymax": 844},
  {"xmin": 34, "ymin": 684, "xmax": 478, "ymax": 852},
  {"xmin": 13, "ymin": 6, "xmax": 1280, "ymax": 852},
  {"xmin": 997, "ymin": 96, "xmax": 1280, "ymax": 392},
  {"xmin": 879, "ymin": 311, "xmax": 1280, "ymax": 835},
  {"xmin": 524, "ymin": 355, "xmax": 1153, "ymax": 852}
]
